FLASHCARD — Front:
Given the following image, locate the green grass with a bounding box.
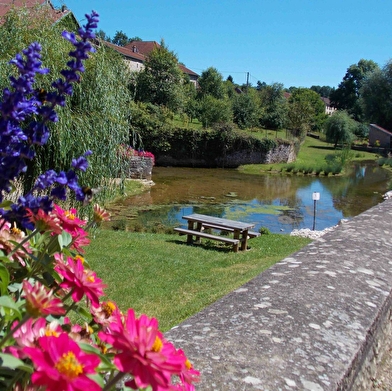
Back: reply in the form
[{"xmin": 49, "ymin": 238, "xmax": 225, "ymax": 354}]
[
  {"xmin": 85, "ymin": 230, "xmax": 311, "ymax": 331},
  {"xmin": 238, "ymin": 134, "xmax": 380, "ymax": 175}
]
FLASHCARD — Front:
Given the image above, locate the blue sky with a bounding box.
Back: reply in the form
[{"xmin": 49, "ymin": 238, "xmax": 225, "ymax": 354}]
[{"xmin": 54, "ymin": 0, "xmax": 392, "ymax": 89}]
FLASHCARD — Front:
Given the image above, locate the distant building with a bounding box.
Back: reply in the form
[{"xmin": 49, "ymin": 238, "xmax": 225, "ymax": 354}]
[
  {"xmin": 320, "ymin": 97, "xmax": 336, "ymax": 115},
  {"xmin": 369, "ymin": 124, "xmax": 392, "ymax": 149},
  {"xmin": 0, "ymin": 0, "xmax": 79, "ymax": 28},
  {"xmin": 103, "ymin": 40, "xmax": 199, "ymax": 86}
]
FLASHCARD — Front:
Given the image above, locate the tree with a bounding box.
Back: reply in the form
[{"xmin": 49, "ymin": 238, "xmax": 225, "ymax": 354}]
[
  {"xmin": 198, "ymin": 95, "xmax": 232, "ymax": 128},
  {"xmin": 197, "ymin": 67, "xmax": 225, "ymax": 99},
  {"xmin": 232, "ymin": 89, "xmax": 260, "ymax": 129},
  {"xmin": 133, "ymin": 41, "xmax": 185, "ymax": 112},
  {"xmin": 288, "ymin": 88, "xmax": 326, "ymax": 134},
  {"xmin": 329, "ymin": 59, "xmax": 379, "ymax": 121},
  {"xmin": 112, "ymin": 30, "xmax": 131, "ymax": 46},
  {"xmin": 325, "ymin": 111, "xmax": 356, "ymax": 148},
  {"xmin": 310, "ymin": 85, "xmax": 333, "ymax": 98},
  {"xmin": 360, "ymin": 61, "xmax": 392, "ymax": 130},
  {"xmin": 258, "ymin": 83, "xmax": 287, "ymax": 130},
  {"xmin": 227, "ymin": 75, "xmax": 234, "ymax": 83},
  {"xmin": 96, "ymin": 29, "xmax": 110, "ymax": 41}
]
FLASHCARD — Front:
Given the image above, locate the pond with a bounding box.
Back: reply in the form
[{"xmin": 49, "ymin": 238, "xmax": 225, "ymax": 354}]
[{"xmin": 109, "ymin": 162, "xmax": 392, "ymax": 234}]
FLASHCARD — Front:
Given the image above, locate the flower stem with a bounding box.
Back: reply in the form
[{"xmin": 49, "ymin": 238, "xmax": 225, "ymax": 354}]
[
  {"xmin": 0, "ymin": 313, "xmax": 30, "ymax": 350},
  {"xmin": 102, "ymin": 371, "xmax": 127, "ymax": 391}
]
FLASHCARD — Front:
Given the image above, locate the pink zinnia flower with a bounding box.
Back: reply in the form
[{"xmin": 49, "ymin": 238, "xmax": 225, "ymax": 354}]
[
  {"xmin": 99, "ymin": 309, "xmax": 184, "ymax": 390},
  {"xmin": 93, "ymin": 204, "xmax": 110, "ymax": 224},
  {"xmin": 26, "ymin": 208, "xmax": 62, "ymax": 234},
  {"xmin": 91, "ymin": 300, "xmax": 120, "ymax": 329},
  {"xmin": 70, "ymin": 228, "xmax": 90, "ymax": 253},
  {"xmin": 0, "ymin": 219, "xmax": 31, "ymax": 265},
  {"xmin": 23, "ymin": 280, "xmax": 65, "ymax": 318},
  {"xmin": 53, "ymin": 204, "xmax": 87, "ymax": 234},
  {"xmin": 23, "ymin": 333, "xmax": 101, "ymax": 391},
  {"xmin": 55, "ymin": 257, "xmax": 105, "ymax": 308},
  {"xmin": 174, "ymin": 349, "xmax": 200, "ymax": 391}
]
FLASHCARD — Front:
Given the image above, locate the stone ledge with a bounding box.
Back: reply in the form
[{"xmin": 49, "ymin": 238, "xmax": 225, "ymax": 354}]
[{"xmin": 165, "ymin": 199, "xmax": 392, "ymax": 390}]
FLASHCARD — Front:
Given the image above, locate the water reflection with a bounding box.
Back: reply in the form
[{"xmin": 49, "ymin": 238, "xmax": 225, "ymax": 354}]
[{"xmin": 112, "ymin": 163, "xmax": 391, "ymax": 234}]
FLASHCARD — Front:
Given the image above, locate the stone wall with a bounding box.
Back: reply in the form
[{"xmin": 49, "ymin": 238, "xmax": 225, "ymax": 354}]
[
  {"xmin": 125, "ymin": 156, "xmax": 153, "ymax": 180},
  {"xmin": 155, "ymin": 141, "xmax": 296, "ymax": 167},
  {"xmin": 165, "ymin": 199, "xmax": 392, "ymax": 390}
]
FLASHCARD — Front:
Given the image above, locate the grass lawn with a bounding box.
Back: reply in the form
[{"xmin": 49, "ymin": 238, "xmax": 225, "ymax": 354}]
[{"xmin": 85, "ymin": 230, "xmax": 311, "ymax": 331}]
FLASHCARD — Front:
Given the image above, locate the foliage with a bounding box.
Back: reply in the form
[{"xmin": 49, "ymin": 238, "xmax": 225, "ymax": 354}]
[
  {"xmin": 258, "ymin": 82, "xmax": 288, "ymax": 130},
  {"xmin": 0, "ymin": 6, "xmax": 131, "ymax": 204},
  {"xmin": 330, "ymin": 59, "xmax": 379, "ymax": 121},
  {"xmin": 198, "ymin": 94, "xmax": 232, "ymax": 128},
  {"xmin": 197, "ymin": 66, "xmax": 225, "ymax": 99},
  {"xmin": 111, "ymin": 30, "xmax": 131, "ymax": 46},
  {"xmin": 310, "ymin": 85, "xmax": 334, "ymax": 98},
  {"xmin": 287, "ymin": 88, "xmax": 326, "ymax": 139},
  {"xmin": 325, "ymin": 111, "xmax": 356, "ymax": 148},
  {"xmin": 360, "ymin": 60, "xmax": 392, "ymax": 130},
  {"xmin": 0, "ymin": 13, "xmax": 199, "ymax": 391},
  {"xmin": 133, "ymin": 40, "xmax": 185, "ymax": 112},
  {"xmin": 232, "ymin": 90, "xmax": 260, "ymax": 129}
]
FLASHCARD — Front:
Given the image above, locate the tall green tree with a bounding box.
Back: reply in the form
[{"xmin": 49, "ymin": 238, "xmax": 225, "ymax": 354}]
[
  {"xmin": 112, "ymin": 30, "xmax": 131, "ymax": 46},
  {"xmin": 232, "ymin": 89, "xmax": 260, "ymax": 129},
  {"xmin": 133, "ymin": 41, "xmax": 185, "ymax": 112},
  {"xmin": 197, "ymin": 67, "xmax": 225, "ymax": 99},
  {"xmin": 258, "ymin": 83, "xmax": 287, "ymax": 130},
  {"xmin": 329, "ymin": 59, "xmax": 379, "ymax": 121},
  {"xmin": 198, "ymin": 95, "xmax": 232, "ymax": 128},
  {"xmin": 325, "ymin": 111, "xmax": 356, "ymax": 148},
  {"xmin": 360, "ymin": 60, "xmax": 392, "ymax": 130},
  {"xmin": 310, "ymin": 85, "xmax": 333, "ymax": 98},
  {"xmin": 287, "ymin": 88, "xmax": 326, "ymax": 139}
]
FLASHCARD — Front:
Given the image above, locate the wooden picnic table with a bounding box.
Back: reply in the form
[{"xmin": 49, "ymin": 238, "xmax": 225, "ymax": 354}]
[{"xmin": 174, "ymin": 213, "xmax": 258, "ymax": 252}]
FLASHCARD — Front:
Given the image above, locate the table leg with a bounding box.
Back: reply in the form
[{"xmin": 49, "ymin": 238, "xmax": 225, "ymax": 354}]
[
  {"xmin": 233, "ymin": 229, "xmax": 240, "ymax": 252},
  {"xmin": 241, "ymin": 230, "xmax": 249, "ymax": 251},
  {"xmin": 187, "ymin": 220, "xmax": 194, "ymax": 244},
  {"xmin": 195, "ymin": 222, "xmax": 203, "ymax": 243}
]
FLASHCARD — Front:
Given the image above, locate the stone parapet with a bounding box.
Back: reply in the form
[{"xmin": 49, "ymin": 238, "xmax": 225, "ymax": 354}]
[
  {"xmin": 125, "ymin": 156, "xmax": 153, "ymax": 180},
  {"xmin": 165, "ymin": 199, "xmax": 392, "ymax": 390}
]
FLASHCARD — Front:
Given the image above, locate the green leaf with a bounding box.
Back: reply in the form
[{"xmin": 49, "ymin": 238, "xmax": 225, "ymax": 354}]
[
  {"xmin": 0, "ymin": 200, "xmax": 14, "ymax": 210},
  {"xmin": 58, "ymin": 231, "xmax": 72, "ymax": 249},
  {"xmin": 0, "ymin": 296, "xmax": 22, "ymax": 319},
  {"xmin": 73, "ymin": 305, "xmax": 92, "ymax": 322},
  {"xmin": 87, "ymin": 373, "xmax": 105, "ymax": 388},
  {"xmin": 0, "ymin": 353, "xmax": 33, "ymax": 373},
  {"xmin": 0, "ymin": 264, "xmax": 10, "ymax": 296}
]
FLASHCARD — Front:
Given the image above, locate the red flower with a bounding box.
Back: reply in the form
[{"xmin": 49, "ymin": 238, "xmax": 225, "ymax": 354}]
[
  {"xmin": 26, "ymin": 208, "xmax": 62, "ymax": 234},
  {"xmin": 23, "ymin": 280, "xmax": 65, "ymax": 318},
  {"xmin": 23, "ymin": 333, "xmax": 101, "ymax": 391},
  {"xmin": 55, "ymin": 257, "xmax": 105, "ymax": 308},
  {"xmin": 99, "ymin": 309, "xmax": 184, "ymax": 390}
]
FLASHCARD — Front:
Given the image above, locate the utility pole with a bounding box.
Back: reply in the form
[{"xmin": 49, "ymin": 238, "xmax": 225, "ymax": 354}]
[{"xmin": 246, "ymin": 72, "xmax": 249, "ymax": 92}]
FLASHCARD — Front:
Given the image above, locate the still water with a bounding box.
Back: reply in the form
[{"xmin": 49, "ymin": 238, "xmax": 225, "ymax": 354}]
[{"xmin": 112, "ymin": 162, "xmax": 392, "ymax": 234}]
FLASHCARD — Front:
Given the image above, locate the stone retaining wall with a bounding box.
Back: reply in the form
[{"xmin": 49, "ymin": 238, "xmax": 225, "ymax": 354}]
[
  {"xmin": 165, "ymin": 199, "xmax": 392, "ymax": 390},
  {"xmin": 125, "ymin": 156, "xmax": 153, "ymax": 180},
  {"xmin": 156, "ymin": 142, "xmax": 296, "ymax": 167}
]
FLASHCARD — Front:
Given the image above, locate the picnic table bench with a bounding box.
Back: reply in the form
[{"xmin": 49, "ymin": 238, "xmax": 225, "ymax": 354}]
[{"xmin": 174, "ymin": 213, "xmax": 260, "ymax": 252}]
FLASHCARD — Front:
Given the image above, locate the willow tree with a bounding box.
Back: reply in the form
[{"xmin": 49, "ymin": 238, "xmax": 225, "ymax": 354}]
[{"xmin": 0, "ymin": 6, "xmax": 132, "ymax": 201}]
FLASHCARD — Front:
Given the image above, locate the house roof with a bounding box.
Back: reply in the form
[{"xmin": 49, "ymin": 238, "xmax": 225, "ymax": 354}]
[
  {"xmin": 370, "ymin": 124, "xmax": 392, "ymax": 135},
  {"xmin": 108, "ymin": 39, "xmax": 199, "ymax": 78},
  {"xmin": 0, "ymin": 0, "xmax": 73, "ymax": 24},
  {"xmin": 320, "ymin": 97, "xmax": 332, "ymax": 106}
]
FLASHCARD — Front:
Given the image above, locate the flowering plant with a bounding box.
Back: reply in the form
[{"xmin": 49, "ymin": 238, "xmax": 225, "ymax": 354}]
[
  {"xmin": 118, "ymin": 144, "xmax": 155, "ymax": 165},
  {"xmin": 0, "ymin": 11, "xmax": 199, "ymax": 391}
]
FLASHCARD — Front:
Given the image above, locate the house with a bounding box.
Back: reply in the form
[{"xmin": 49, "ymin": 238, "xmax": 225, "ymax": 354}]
[
  {"xmin": 104, "ymin": 40, "xmax": 199, "ymax": 86},
  {"xmin": 0, "ymin": 0, "xmax": 79, "ymax": 28},
  {"xmin": 320, "ymin": 97, "xmax": 336, "ymax": 115},
  {"xmin": 368, "ymin": 124, "xmax": 392, "ymax": 149}
]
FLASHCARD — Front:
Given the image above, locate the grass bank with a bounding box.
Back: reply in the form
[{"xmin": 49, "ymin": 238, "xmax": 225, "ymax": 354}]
[
  {"xmin": 85, "ymin": 230, "xmax": 311, "ymax": 331},
  {"xmin": 238, "ymin": 135, "xmax": 379, "ymax": 175}
]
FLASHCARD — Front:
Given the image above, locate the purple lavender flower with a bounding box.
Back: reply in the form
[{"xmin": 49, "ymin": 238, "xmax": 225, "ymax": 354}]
[{"xmin": 0, "ymin": 11, "xmax": 100, "ymax": 229}]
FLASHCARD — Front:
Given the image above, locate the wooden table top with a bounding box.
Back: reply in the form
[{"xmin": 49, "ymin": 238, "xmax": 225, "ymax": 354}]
[{"xmin": 182, "ymin": 213, "xmax": 255, "ymax": 231}]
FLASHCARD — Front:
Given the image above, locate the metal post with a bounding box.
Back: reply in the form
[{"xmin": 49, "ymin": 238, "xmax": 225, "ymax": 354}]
[{"xmin": 312, "ymin": 192, "xmax": 320, "ymax": 231}]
